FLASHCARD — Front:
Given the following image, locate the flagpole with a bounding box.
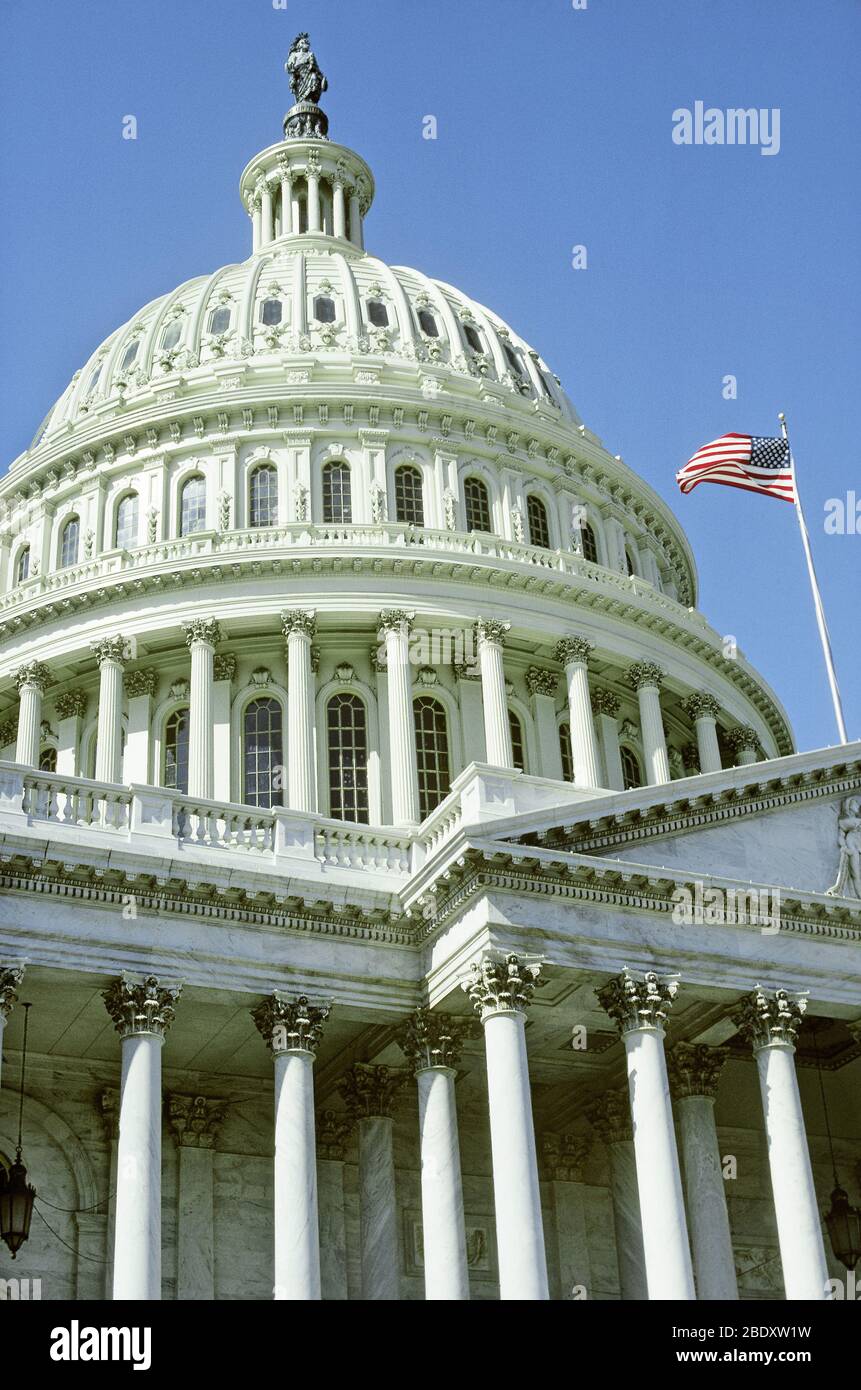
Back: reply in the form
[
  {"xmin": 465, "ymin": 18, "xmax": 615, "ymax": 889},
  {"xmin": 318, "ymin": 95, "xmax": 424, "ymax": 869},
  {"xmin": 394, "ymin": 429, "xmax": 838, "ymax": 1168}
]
[{"xmin": 779, "ymin": 412, "xmax": 849, "ymax": 744}]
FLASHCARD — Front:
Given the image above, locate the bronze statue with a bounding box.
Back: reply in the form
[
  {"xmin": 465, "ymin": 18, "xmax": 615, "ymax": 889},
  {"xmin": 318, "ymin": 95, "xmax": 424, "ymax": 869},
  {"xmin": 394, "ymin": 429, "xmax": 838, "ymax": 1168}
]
[{"xmin": 286, "ymin": 33, "xmax": 328, "ymax": 106}]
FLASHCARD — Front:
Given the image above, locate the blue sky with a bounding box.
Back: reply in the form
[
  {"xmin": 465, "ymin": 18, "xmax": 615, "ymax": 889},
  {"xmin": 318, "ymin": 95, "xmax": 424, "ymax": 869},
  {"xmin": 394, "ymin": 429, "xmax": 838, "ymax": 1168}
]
[{"xmin": 1, "ymin": 0, "xmax": 858, "ymax": 753}]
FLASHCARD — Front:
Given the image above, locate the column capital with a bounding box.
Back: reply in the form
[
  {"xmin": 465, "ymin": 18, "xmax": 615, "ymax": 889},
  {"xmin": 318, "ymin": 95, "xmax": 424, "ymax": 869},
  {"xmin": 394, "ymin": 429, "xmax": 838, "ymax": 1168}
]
[
  {"xmin": 461, "ymin": 952, "xmax": 543, "ymax": 1021},
  {"xmin": 666, "ymin": 1042, "xmax": 729, "ymax": 1100},
  {"xmin": 281, "ymin": 608, "xmax": 317, "ymax": 639},
  {"xmin": 213, "ymin": 654, "xmax": 237, "ymax": 683},
  {"xmin": 541, "ymin": 1131, "xmax": 591, "ymax": 1182},
  {"xmin": 251, "ymin": 992, "xmax": 330, "ymax": 1055},
  {"xmin": 398, "ymin": 1007, "xmax": 472, "ymax": 1074},
  {"xmin": 0, "ymin": 963, "xmax": 25, "ymax": 1021},
  {"xmin": 317, "ymin": 1108, "xmax": 351, "ymax": 1161},
  {"xmin": 378, "ymin": 609, "xmax": 415, "ymax": 636},
  {"xmin": 726, "ymin": 725, "xmax": 759, "ymax": 756},
  {"xmin": 627, "ymin": 661, "xmax": 664, "ymax": 692},
  {"xmin": 591, "ymin": 687, "xmax": 620, "ymax": 717},
  {"xmin": 182, "ymin": 617, "xmax": 222, "ymax": 648},
  {"xmin": 525, "ymin": 665, "xmax": 558, "ymax": 698},
  {"xmin": 339, "ymin": 1062, "xmax": 408, "ymax": 1122},
  {"xmin": 731, "ymin": 986, "xmax": 807, "ymax": 1051},
  {"xmin": 682, "ymin": 692, "xmax": 721, "ymax": 722},
  {"xmin": 166, "ymin": 1094, "xmax": 227, "ymax": 1149},
  {"xmin": 475, "ymin": 617, "xmax": 510, "ymax": 647},
  {"xmin": 102, "ymin": 974, "xmax": 182, "ymax": 1039},
  {"xmin": 55, "ymin": 688, "xmax": 89, "ymax": 718},
  {"xmin": 555, "ymin": 635, "xmax": 593, "ymax": 668},
  {"xmin": 90, "ymin": 635, "xmax": 128, "ymax": 666},
  {"xmin": 14, "ymin": 661, "xmax": 52, "ymax": 693},
  {"xmin": 586, "ymin": 1088, "xmax": 632, "ymax": 1145},
  {"xmin": 597, "ymin": 967, "xmax": 679, "ymax": 1036}
]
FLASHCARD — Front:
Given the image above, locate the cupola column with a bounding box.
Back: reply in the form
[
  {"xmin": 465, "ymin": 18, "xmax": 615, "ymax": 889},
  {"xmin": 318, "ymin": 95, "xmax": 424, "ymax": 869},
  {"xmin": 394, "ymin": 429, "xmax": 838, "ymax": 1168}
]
[
  {"xmin": 348, "ymin": 191, "xmax": 362, "ymax": 249},
  {"xmin": 183, "ymin": 619, "xmax": 221, "ymax": 801},
  {"xmin": 476, "ymin": 619, "xmax": 514, "ymax": 769},
  {"xmin": 333, "ymin": 179, "xmax": 346, "ymax": 239},
  {"xmin": 598, "ymin": 968, "xmax": 695, "ymax": 1300},
  {"xmin": 683, "ymin": 693, "xmax": 723, "ymax": 774},
  {"xmin": 306, "ymin": 167, "xmax": 321, "ymax": 233},
  {"xmin": 555, "ymin": 636, "xmax": 602, "ymax": 788},
  {"xmin": 379, "ymin": 611, "xmax": 420, "ymax": 826},
  {"xmin": 103, "ymin": 974, "xmax": 181, "ymax": 1300},
  {"xmin": 14, "ymin": 662, "xmax": 51, "ymax": 768},
  {"xmin": 627, "ymin": 662, "xmax": 670, "ymax": 785},
  {"xmin": 279, "ymin": 168, "xmax": 293, "ymax": 235},
  {"xmin": 732, "ymin": 988, "xmax": 829, "ymax": 1300},
  {"xmin": 282, "ymin": 609, "xmax": 317, "ymax": 813},
  {"xmin": 253, "ymin": 993, "xmax": 330, "ymax": 1300},
  {"xmin": 462, "ymin": 953, "xmax": 549, "ymax": 1300},
  {"xmin": 261, "ymin": 181, "xmax": 274, "ymax": 246},
  {"xmin": 92, "ymin": 636, "xmax": 127, "ymax": 784}
]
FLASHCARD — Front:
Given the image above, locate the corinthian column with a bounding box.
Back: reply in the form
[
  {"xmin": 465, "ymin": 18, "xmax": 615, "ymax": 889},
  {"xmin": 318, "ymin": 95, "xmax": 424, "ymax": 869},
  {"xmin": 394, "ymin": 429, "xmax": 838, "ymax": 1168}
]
[
  {"xmin": 727, "ymin": 725, "xmax": 760, "ymax": 766},
  {"xmin": 591, "ymin": 687, "xmax": 624, "ymax": 791},
  {"xmin": 167, "ymin": 1094, "xmax": 227, "ymax": 1301},
  {"xmin": 598, "ymin": 968, "xmax": 695, "ymax": 1299},
  {"xmin": 316, "ymin": 1110, "xmax": 350, "ymax": 1301},
  {"xmin": 476, "ymin": 619, "xmax": 513, "ymax": 769},
  {"xmin": 0, "ymin": 964, "xmax": 25, "ymax": 1095},
  {"xmin": 282, "ymin": 609, "xmax": 317, "ymax": 813},
  {"xmin": 683, "ymin": 693, "xmax": 723, "ymax": 774},
  {"xmin": 555, "ymin": 636, "xmax": 601, "ymax": 788},
  {"xmin": 379, "ymin": 610, "xmax": 420, "ymax": 825},
  {"xmin": 399, "ymin": 1008, "xmax": 470, "ymax": 1300},
  {"xmin": 732, "ymin": 987, "xmax": 829, "ymax": 1300},
  {"xmin": 586, "ymin": 1088, "xmax": 648, "ymax": 1300},
  {"xmin": 627, "ymin": 662, "xmax": 670, "ymax": 785},
  {"xmin": 339, "ymin": 1063, "xmax": 408, "ymax": 1300},
  {"xmin": 103, "ymin": 974, "xmax": 182, "ymax": 1300},
  {"xmin": 182, "ymin": 618, "xmax": 221, "ymax": 800},
  {"xmin": 14, "ymin": 662, "xmax": 51, "ymax": 767},
  {"xmin": 91, "ymin": 636, "xmax": 127, "ymax": 783},
  {"xmin": 462, "ymin": 953, "xmax": 548, "ymax": 1299},
  {"xmin": 253, "ymin": 992, "xmax": 330, "ymax": 1300},
  {"xmin": 667, "ymin": 1043, "xmax": 738, "ymax": 1300}
]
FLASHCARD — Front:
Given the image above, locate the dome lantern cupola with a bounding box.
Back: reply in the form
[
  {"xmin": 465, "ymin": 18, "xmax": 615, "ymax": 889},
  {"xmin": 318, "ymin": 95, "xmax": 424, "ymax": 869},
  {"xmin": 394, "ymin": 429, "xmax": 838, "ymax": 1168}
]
[{"xmin": 239, "ymin": 33, "xmax": 374, "ymax": 254}]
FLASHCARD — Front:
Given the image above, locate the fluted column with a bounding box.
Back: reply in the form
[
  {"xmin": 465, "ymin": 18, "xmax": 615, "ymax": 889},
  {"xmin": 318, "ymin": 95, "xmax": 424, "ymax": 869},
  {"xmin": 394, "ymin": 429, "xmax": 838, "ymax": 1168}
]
[
  {"xmin": 683, "ymin": 694, "xmax": 722, "ymax": 774},
  {"xmin": 182, "ymin": 618, "xmax": 220, "ymax": 800},
  {"xmin": 598, "ymin": 968, "xmax": 695, "ymax": 1299},
  {"xmin": 253, "ymin": 992, "xmax": 330, "ymax": 1300},
  {"xmin": 592, "ymin": 688, "xmax": 624, "ymax": 791},
  {"xmin": 586, "ymin": 1089, "xmax": 648, "ymax": 1299},
  {"xmin": 103, "ymin": 974, "xmax": 181, "ymax": 1300},
  {"xmin": 14, "ymin": 662, "xmax": 51, "ymax": 767},
  {"xmin": 348, "ymin": 191, "xmax": 362, "ymax": 247},
  {"xmin": 667, "ymin": 1043, "xmax": 738, "ymax": 1300},
  {"xmin": 0, "ymin": 964, "xmax": 25, "ymax": 1096},
  {"xmin": 339, "ymin": 1063, "xmax": 408, "ymax": 1300},
  {"xmin": 261, "ymin": 180, "xmax": 273, "ymax": 246},
  {"xmin": 399, "ymin": 1009, "xmax": 470, "ymax": 1300},
  {"xmin": 55, "ymin": 689, "xmax": 87, "ymax": 776},
  {"xmin": 333, "ymin": 180, "xmax": 346, "ymax": 239},
  {"xmin": 317, "ymin": 1111, "xmax": 350, "ymax": 1300},
  {"xmin": 282, "ymin": 609, "xmax": 317, "ymax": 813},
  {"xmin": 476, "ymin": 619, "xmax": 513, "ymax": 769},
  {"xmin": 732, "ymin": 987, "xmax": 829, "ymax": 1300},
  {"xmin": 627, "ymin": 662, "xmax": 670, "ymax": 785},
  {"xmin": 379, "ymin": 610, "xmax": 420, "ymax": 825},
  {"xmin": 306, "ymin": 169, "xmax": 321, "ymax": 232},
  {"xmin": 727, "ymin": 725, "xmax": 760, "ymax": 766},
  {"xmin": 462, "ymin": 953, "xmax": 548, "ymax": 1299},
  {"xmin": 555, "ymin": 636, "xmax": 602, "ymax": 788},
  {"xmin": 167, "ymin": 1094, "xmax": 227, "ymax": 1301},
  {"xmin": 91, "ymin": 636, "xmax": 127, "ymax": 783}
]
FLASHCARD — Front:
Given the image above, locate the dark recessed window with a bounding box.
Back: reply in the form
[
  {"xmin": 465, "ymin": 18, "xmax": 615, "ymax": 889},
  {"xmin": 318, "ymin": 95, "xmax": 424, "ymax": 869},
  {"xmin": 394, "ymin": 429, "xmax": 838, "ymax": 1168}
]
[
  {"xmin": 314, "ymin": 295, "xmax": 336, "ymax": 324},
  {"xmin": 526, "ymin": 495, "xmax": 551, "ymax": 549},
  {"xmin": 621, "ymin": 746, "xmax": 642, "ymax": 790},
  {"xmin": 503, "ymin": 342, "xmax": 524, "ymax": 377},
  {"xmin": 327, "ymin": 693, "xmax": 369, "ymax": 823},
  {"xmin": 418, "ymin": 309, "xmax": 438, "ymax": 338},
  {"xmin": 39, "ymin": 746, "xmax": 57, "ymax": 773},
  {"xmin": 559, "ymin": 723, "xmax": 574, "ymax": 783},
  {"xmin": 414, "ymin": 697, "xmax": 450, "ymax": 821},
  {"xmin": 367, "ymin": 299, "xmax": 389, "ymax": 328},
  {"xmin": 164, "ymin": 708, "xmax": 190, "ymax": 793},
  {"xmin": 322, "ymin": 460, "xmax": 352, "ymax": 523},
  {"xmin": 509, "ymin": 710, "xmax": 526, "ymax": 772},
  {"xmin": 625, "ymin": 547, "xmax": 637, "ymax": 577},
  {"xmin": 161, "ymin": 322, "xmax": 182, "ymax": 351},
  {"xmin": 250, "ymin": 464, "xmax": 278, "ymax": 527},
  {"xmin": 15, "ymin": 547, "xmax": 30, "ymax": 585},
  {"xmin": 464, "ymin": 477, "xmax": 491, "ymax": 533},
  {"xmin": 261, "ymin": 298, "xmax": 282, "ymax": 326},
  {"xmin": 243, "ymin": 697, "xmax": 284, "ymax": 809},
  {"xmin": 463, "ymin": 323, "xmax": 483, "ymax": 353},
  {"xmin": 579, "ymin": 521, "xmax": 598, "ymax": 564},
  {"xmin": 209, "ymin": 306, "xmax": 231, "ymax": 334},
  {"xmin": 395, "ymin": 465, "xmax": 425, "ymax": 527}
]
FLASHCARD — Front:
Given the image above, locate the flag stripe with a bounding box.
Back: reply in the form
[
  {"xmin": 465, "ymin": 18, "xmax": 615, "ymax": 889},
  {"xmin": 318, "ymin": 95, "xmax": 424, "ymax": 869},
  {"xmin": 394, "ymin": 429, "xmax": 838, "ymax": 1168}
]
[{"xmin": 676, "ymin": 432, "xmax": 795, "ymax": 503}]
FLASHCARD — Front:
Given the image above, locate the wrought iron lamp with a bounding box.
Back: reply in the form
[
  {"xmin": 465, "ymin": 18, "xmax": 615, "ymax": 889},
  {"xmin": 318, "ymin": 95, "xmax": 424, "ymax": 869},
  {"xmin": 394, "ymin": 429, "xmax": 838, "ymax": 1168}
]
[
  {"xmin": 0, "ymin": 1003, "xmax": 36, "ymax": 1259},
  {"xmin": 814, "ymin": 1022, "xmax": 861, "ymax": 1271}
]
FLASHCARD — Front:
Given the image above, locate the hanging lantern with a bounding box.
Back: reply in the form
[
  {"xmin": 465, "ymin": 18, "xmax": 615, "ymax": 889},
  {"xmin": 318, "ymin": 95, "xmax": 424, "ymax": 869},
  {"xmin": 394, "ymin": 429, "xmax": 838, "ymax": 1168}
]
[
  {"xmin": 0, "ymin": 1154, "xmax": 36, "ymax": 1259},
  {"xmin": 824, "ymin": 1184, "xmax": 861, "ymax": 1272}
]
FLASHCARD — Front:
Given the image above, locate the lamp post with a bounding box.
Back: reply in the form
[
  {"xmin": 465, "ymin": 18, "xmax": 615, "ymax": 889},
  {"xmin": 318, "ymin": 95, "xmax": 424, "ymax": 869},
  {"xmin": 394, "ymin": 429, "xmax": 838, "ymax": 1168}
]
[{"xmin": 0, "ymin": 1003, "xmax": 36, "ymax": 1258}]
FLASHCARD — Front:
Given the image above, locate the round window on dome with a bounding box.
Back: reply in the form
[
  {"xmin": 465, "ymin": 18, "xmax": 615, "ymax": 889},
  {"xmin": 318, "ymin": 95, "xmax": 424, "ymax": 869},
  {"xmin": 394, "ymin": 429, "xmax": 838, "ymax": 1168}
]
[
  {"xmin": 161, "ymin": 321, "xmax": 182, "ymax": 351},
  {"xmin": 418, "ymin": 309, "xmax": 438, "ymax": 338},
  {"xmin": 209, "ymin": 306, "xmax": 231, "ymax": 335},
  {"xmin": 260, "ymin": 298, "xmax": 283, "ymax": 326}
]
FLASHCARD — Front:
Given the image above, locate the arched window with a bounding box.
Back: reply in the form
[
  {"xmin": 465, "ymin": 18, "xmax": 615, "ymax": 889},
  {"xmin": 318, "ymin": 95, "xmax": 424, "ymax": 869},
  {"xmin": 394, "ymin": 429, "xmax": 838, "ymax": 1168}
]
[
  {"xmin": 414, "ymin": 696, "xmax": 450, "ymax": 820},
  {"xmin": 161, "ymin": 321, "xmax": 182, "ymax": 351},
  {"xmin": 243, "ymin": 697, "xmax": 283, "ymax": 809},
  {"xmin": 164, "ymin": 708, "xmax": 190, "ymax": 793},
  {"xmin": 367, "ymin": 300, "xmax": 389, "ymax": 328},
  {"xmin": 314, "ymin": 295, "xmax": 336, "ymax": 324},
  {"xmin": 249, "ymin": 464, "xmax": 278, "ymax": 527},
  {"xmin": 39, "ymin": 746, "xmax": 57, "ymax": 773},
  {"xmin": 559, "ymin": 722, "xmax": 574, "ymax": 783},
  {"xmin": 180, "ymin": 475, "xmax": 207, "ymax": 536},
  {"xmin": 86, "ymin": 363, "xmax": 102, "ymax": 395},
  {"xmin": 322, "ymin": 460, "xmax": 352, "ymax": 523},
  {"xmin": 503, "ymin": 342, "xmax": 524, "ymax": 378},
  {"xmin": 463, "ymin": 322, "xmax": 483, "ymax": 353},
  {"xmin": 526, "ymin": 495, "xmax": 551, "ymax": 549},
  {"xmin": 395, "ymin": 465, "xmax": 424, "ymax": 526},
  {"xmin": 327, "ymin": 693, "xmax": 369, "ymax": 823},
  {"xmin": 14, "ymin": 547, "xmax": 30, "ymax": 585},
  {"xmin": 578, "ymin": 521, "xmax": 598, "ymax": 564},
  {"xmin": 464, "ymin": 477, "xmax": 491, "ymax": 533},
  {"xmin": 509, "ymin": 710, "xmax": 526, "ymax": 772},
  {"xmin": 418, "ymin": 309, "xmax": 438, "ymax": 338},
  {"xmin": 620, "ymin": 745, "xmax": 642, "ymax": 790},
  {"xmin": 119, "ymin": 341, "xmax": 139, "ymax": 372},
  {"xmin": 209, "ymin": 306, "xmax": 231, "ymax": 334},
  {"xmin": 260, "ymin": 298, "xmax": 282, "ymax": 326},
  {"xmin": 60, "ymin": 516, "xmax": 80, "ymax": 568},
  {"xmin": 115, "ymin": 492, "xmax": 139, "ymax": 549}
]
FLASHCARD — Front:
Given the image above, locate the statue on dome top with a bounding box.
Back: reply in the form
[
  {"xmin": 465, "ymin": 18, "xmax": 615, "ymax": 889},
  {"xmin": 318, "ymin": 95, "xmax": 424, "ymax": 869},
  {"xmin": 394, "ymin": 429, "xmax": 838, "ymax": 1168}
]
[{"xmin": 284, "ymin": 34, "xmax": 330, "ymax": 140}]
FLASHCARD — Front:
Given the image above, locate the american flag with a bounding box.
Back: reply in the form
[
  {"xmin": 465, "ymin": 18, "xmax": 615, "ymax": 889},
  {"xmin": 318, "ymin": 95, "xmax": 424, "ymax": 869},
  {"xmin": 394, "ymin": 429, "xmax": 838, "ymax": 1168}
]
[{"xmin": 676, "ymin": 432, "xmax": 796, "ymax": 502}]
